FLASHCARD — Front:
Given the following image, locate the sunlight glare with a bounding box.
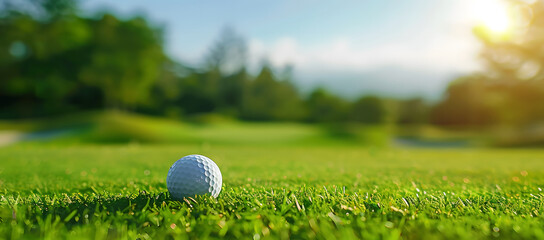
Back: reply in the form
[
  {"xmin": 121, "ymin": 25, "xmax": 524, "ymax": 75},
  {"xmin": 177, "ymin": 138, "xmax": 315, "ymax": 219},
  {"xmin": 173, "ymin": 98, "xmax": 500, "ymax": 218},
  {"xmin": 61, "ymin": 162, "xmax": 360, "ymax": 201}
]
[{"xmin": 473, "ymin": 0, "xmax": 512, "ymax": 34}]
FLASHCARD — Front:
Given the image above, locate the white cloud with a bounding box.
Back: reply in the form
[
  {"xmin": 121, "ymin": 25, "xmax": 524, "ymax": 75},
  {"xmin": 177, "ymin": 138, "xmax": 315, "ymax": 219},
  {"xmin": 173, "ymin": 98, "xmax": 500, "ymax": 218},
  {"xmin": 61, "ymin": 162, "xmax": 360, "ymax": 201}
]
[
  {"xmin": 248, "ymin": 37, "xmax": 306, "ymax": 70},
  {"xmin": 248, "ymin": 33, "xmax": 481, "ymax": 76},
  {"xmin": 246, "ymin": 32, "xmax": 483, "ymax": 99}
]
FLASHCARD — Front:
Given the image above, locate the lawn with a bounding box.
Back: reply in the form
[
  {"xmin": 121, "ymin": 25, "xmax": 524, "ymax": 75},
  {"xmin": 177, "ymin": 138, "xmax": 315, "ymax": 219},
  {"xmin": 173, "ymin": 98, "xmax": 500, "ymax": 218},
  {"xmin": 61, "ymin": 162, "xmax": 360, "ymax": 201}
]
[
  {"xmin": 2, "ymin": 142, "xmax": 544, "ymax": 239},
  {"xmin": 0, "ymin": 113, "xmax": 543, "ymax": 239}
]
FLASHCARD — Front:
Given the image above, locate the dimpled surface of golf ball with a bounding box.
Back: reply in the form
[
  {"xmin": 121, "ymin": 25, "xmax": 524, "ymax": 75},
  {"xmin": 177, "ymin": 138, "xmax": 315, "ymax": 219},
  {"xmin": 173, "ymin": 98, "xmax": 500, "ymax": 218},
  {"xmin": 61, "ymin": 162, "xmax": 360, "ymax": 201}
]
[{"xmin": 166, "ymin": 154, "xmax": 222, "ymax": 200}]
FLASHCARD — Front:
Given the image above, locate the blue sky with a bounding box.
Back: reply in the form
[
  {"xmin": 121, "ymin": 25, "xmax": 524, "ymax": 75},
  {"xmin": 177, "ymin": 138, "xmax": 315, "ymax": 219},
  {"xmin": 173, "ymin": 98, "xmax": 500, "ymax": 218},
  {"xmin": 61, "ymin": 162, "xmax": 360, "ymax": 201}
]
[{"xmin": 82, "ymin": 0, "xmax": 486, "ymax": 99}]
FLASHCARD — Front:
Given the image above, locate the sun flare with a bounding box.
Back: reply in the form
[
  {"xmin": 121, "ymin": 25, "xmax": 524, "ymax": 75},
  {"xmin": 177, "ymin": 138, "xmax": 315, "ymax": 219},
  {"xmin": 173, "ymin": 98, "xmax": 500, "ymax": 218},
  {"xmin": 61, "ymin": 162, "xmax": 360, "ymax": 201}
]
[{"xmin": 473, "ymin": 0, "xmax": 512, "ymax": 34}]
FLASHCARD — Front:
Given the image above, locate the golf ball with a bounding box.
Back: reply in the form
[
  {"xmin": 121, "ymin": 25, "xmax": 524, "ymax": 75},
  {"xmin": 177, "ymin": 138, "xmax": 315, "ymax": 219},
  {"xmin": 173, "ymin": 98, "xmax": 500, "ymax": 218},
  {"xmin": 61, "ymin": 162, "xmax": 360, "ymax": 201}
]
[{"xmin": 166, "ymin": 154, "xmax": 222, "ymax": 200}]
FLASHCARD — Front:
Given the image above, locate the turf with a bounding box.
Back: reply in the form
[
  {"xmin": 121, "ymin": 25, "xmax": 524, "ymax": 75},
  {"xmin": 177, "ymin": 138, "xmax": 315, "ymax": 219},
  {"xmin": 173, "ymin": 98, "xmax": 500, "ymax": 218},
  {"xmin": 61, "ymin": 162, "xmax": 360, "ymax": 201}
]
[
  {"xmin": 2, "ymin": 143, "xmax": 544, "ymax": 239},
  {"xmin": 0, "ymin": 111, "xmax": 390, "ymax": 147}
]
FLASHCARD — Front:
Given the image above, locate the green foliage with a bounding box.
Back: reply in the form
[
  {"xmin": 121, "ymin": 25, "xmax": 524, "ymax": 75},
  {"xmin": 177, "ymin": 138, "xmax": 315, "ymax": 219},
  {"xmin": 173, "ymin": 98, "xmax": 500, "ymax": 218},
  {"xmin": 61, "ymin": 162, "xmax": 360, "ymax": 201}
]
[
  {"xmin": 434, "ymin": 1, "xmax": 544, "ymax": 127},
  {"xmin": 80, "ymin": 14, "xmax": 165, "ymax": 108},
  {"xmin": 217, "ymin": 68, "xmax": 249, "ymax": 115},
  {"xmin": 0, "ymin": 14, "xmax": 94, "ymax": 116},
  {"xmin": 241, "ymin": 66, "xmax": 305, "ymax": 121},
  {"xmin": 431, "ymin": 76, "xmax": 497, "ymax": 127},
  {"xmin": 306, "ymin": 88, "xmax": 349, "ymax": 123},
  {"xmin": 2, "ymin": 145, "xmax": 544, "ymax": 239},
  {"xmin": 40, "ymin": 0, "xmax": 78, "ymax": 20},
  {"xmin": 0, "ymin": 0, "xmax": 410, "ymax": 125},
  {"xmin": 305, "ymin": 91, "xmax": 390, "ymax": 125},
  {"xmin": 350, "ymin": 96, "xmax": 386, "ymax": 124},
  {"xmin": 205, "ymin": 27, "xmax": 247, "ymax": 75},
  {"xmin": 395, "ymin": 98, "xmax": 429, "ymax": 125},
  {"xmin": 0, "ymin": 2, "xmax": 166, "ymax": 117}
]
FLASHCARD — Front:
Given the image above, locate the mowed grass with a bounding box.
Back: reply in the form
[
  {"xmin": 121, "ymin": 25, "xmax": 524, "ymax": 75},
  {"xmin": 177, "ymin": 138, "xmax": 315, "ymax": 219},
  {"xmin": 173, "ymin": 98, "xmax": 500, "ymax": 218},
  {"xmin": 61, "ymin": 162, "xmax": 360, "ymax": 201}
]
[
  {"xmin": 0, "ymin": 111, "xmax": 389, "ymax": 146},
  {"xmin": 2, "ymin": 143, "xmax": 544, "ymax": 239}
]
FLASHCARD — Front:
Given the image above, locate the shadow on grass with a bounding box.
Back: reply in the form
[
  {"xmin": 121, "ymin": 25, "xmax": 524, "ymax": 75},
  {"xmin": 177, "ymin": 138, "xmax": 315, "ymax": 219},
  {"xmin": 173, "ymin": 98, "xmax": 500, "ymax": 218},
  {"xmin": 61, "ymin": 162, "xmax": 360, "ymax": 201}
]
[{"xmin": 31, "ymin": 191, "xmax": 189, "ymax": 226}]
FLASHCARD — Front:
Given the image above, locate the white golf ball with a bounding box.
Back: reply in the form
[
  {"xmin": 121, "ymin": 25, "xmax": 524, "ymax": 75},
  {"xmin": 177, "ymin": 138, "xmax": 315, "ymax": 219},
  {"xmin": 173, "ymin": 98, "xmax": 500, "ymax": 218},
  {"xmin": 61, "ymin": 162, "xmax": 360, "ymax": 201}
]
[{"xmin": 166, "ymin": 154, "xmax": 222, "ymax": 200}]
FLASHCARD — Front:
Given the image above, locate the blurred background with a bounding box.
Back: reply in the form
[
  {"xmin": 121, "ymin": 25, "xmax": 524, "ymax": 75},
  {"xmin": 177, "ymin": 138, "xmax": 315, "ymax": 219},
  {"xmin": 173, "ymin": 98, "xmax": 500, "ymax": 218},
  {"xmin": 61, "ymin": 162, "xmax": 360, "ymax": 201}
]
[{"xmin": 1, "ymin": 0, "xmax": 543, "ymax": 147}]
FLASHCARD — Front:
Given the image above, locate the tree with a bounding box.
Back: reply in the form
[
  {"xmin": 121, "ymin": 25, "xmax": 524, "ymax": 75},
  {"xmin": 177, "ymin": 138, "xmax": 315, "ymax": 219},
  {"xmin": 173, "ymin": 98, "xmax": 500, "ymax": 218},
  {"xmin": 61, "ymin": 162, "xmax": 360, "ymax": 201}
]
[
  {"xmin": 168, "ymin": 27, "xmax": 250, "ymax": 116},
  {"xmin": 79, "ymin": 14, "xmax": 166, "ymax": 109},
  {"xmin": 175, "ymin": 69, "xmax": 220, "ymax": 114},
  {"xmin": 395, "ymin": 98, "xmax": 429, "ymax": 125},
  {"xmin": 217, "ymin": 68, "xmax": 250, "ymax": 115},
  {"xmin": 431, "ymin": 76, "xmax": 497, "ymax": 127},
  {"xmin": 0, "ymin": 1, "xmax": 93, "ymax": 117},
  {"xmin": 0, "ymin": 0, "xmax": 170, "ymax": 117},
  {"xmin": 472, "ymin": 1, "xmax": 544, "ymax": 125},
  {"xmin": 205, "ymin": 27, "xmax": 247, "ymax": 75},
  {"xmin": 0, "ymin": 0, "xmax": 77, "ymax": 20},
  {"xmin": 432, "ymin": 1, "xmax": 544, "ymax": 127},
  {"xmin": 305, "ymin": 88, "xmax": 348, "ymax": 123},
  {"xmin": 350, "ymin": 96, "xmax": 386, "ymax": 124},
  {"xmin": 241, "ymin": 66, "xmax": 305, "ymax": 121}
]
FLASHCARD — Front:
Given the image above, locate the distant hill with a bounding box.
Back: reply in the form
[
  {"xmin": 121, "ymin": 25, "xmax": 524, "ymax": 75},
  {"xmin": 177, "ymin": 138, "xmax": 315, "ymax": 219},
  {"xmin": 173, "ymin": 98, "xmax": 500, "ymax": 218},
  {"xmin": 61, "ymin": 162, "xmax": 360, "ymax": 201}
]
[{"xmin": 294, "ymin": 66, "xmax": 463, "ymax": 100}]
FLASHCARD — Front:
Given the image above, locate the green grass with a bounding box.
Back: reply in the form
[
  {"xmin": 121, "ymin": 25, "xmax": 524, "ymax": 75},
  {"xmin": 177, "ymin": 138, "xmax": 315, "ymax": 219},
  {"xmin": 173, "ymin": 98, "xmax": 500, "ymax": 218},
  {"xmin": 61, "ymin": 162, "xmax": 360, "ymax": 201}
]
[
  {"xmin": 2, "ymin": 143, "xmax": 544, "ymax": 239},
  {"xmin": 1, "ymin": 112, "xmax": 543, "ymax": 239},
  {"xmin": 1, "ymin": 111, "xmax": 389, "ymax": 146}
]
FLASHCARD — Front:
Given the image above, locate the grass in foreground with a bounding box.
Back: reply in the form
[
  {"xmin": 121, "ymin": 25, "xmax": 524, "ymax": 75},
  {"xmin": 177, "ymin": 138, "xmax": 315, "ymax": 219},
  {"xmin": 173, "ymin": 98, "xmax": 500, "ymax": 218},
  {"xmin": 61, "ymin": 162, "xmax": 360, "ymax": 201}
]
[{"xmin": 2, "ymin": 144, "xmax": 544, "ymax": 239}]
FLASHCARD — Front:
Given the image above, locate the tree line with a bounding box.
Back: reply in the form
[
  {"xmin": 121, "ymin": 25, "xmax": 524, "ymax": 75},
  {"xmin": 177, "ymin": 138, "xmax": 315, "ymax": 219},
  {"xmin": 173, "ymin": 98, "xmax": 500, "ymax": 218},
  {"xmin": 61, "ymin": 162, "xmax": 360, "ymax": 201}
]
[
  {"xmin": 2, "ymin": 0, "xmax": 542, "ymax": 128},
  {"xmin": 0, "ymin": 0, "xmax": 417, "ymax": 125},
  {"xmin": 431, "ymin": 1, "xmax": 544, "ymax": 127}
]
